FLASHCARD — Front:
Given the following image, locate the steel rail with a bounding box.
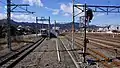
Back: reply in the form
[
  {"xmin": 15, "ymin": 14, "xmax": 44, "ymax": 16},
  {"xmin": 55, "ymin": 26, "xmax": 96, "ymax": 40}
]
[
  {"xmin": 65, "ymin": 36, "xmax": 113, "ymax": 68},
  {"xmin": 0, "ymin": 37, "xmax": 45, "ymax": 68}
]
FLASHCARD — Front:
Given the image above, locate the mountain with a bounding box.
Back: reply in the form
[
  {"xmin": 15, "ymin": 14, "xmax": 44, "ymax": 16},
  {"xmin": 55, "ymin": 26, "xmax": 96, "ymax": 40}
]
[
  {"xmin": 0, "ymin": 19, "xmax": 100, "ymax": 30},
  {"xmin": 0, "ymin": 19, "xmax": 48, "ymax": 28}
]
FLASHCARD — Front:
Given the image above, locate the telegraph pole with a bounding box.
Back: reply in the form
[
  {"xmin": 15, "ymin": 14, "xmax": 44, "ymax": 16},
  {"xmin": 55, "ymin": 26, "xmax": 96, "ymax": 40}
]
[
  {"xmin": 72, "ymin": 0, "xmax": 75, "ymax": 49},
  {"xmin": 7, "ymin": 0, "xmax": 12, "ymax": 51}
]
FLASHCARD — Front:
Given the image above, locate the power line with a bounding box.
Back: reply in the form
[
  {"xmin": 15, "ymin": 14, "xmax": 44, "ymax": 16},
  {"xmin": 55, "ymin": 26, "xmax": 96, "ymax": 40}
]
[
  {"xmin": 6, "ymin": 0, "xmax": 34, "ymax": 51},
  {"xmin": 0, "ymin": 1, "xmax": 33, "ymax": 14}
]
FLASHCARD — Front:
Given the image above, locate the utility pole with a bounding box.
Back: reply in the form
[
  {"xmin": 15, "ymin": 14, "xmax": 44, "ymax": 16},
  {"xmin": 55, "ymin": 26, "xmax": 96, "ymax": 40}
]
[
  {"xmin": 83, "ymin": 3, "xmax": 87, "ymax": 63},
  {"xmin": 72, "ymin": 0, "xmax": 75, "ymax": 49},
  {"xmin": 54, "ymin": 20, "xmax": 58, "ymax": 37},
  {"xmin": 6, "ymin": 0, "xmax": 34, "ymax": 51},
  {"xmin": 54, "ymin": 20, "xmax": 56, "ymax": 31},
  {"xmin": 48, "ymin": 16, "xmax": 50, "ymax": 39},
  {"xmin": 36, "ymin": 17, "xmax": 38, "ymax": 37},
  {"xmin": 7, "ymin": 0, "xmax": 12, "ymax": 51}
]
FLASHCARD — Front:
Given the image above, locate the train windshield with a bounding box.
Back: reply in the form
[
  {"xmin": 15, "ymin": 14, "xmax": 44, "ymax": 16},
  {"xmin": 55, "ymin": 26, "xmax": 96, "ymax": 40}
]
[{"xmin": 41, "ymin": 29, "xmax": 47, "ymax": 34}]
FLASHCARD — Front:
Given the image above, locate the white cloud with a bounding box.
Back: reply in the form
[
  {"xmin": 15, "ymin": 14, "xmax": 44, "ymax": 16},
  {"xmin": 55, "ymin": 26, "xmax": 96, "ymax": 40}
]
[
  {"xmin": 0, "ymin": 13, "xmax": 36, "ymax": 22},
  {"xmin": 45, "ymin": 7, "xmax": 59, "ymax": 15},
  {"xmin": 60, "ymin": 3, "xmax": 72, "ymax": 16},
  {"xmin": 52, "ymin": 9, "xmax": 59, "ymax": 15},
  {"xmin": 4, "ymin": 6, "xmax": 7, "ymax": 9},
  {"xmin": 60, "ymin": 3, "xmax": 84, "ymax": 17},
  {"xmin": 0, "ymin": 13, "xmax": 7, "ymax": 19},
  {"xmin": 11, "ymin": 13, "xmax": 36, "ymax": 22},
  {"xmin": 3, "ymin": 6, "xmax": 7, "ymax": 12},
  {"xmin": 23, "ymin": 0, "xmax": 43, "ymax": 7},
  {"xmin": 64, "ymin": 13, "xmax": 70, "ymax": 16}
]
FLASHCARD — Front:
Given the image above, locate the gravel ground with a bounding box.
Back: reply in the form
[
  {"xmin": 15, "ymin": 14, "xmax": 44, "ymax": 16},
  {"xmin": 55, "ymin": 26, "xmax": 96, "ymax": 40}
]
[
  {"xmin": 0, "ymin": 37, "xmax": 40, "ymax": 64},
  {"xmin": 61, "ymin": 37, "xmax": 100, "ymax": 68},
  {"xmin": 66, "ymin": 33, "xmax": 120, "ymax": 68},
  {"xmin": 14, "ymin": 38, "xmax": 76, "ymax": 68}
]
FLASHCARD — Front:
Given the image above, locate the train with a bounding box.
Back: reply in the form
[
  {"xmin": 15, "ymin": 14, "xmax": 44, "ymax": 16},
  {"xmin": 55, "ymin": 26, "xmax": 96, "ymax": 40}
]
[
  {"xmin": 40, "ymin": 29, "xmax": 48, "ymax": 37},
  {"xmin": 40, "ymin": 28, "xmax": 60, "ymax": 38}
]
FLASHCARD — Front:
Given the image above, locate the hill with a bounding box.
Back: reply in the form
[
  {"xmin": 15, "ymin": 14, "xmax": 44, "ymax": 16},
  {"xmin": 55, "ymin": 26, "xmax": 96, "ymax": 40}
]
[{"xmin": 0, "ymin": 19, "xmax": 100, "ymax": 30}]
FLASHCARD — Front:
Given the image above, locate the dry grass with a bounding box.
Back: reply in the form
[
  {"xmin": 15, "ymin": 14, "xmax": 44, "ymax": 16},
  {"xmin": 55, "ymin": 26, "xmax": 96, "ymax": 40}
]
[{"xmin": 0, "ymin": 35, "xmax": 37, "ymax": 51}]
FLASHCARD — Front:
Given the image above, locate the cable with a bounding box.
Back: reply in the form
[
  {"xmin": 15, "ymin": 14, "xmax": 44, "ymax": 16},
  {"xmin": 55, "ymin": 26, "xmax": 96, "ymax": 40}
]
[
  {"xmin": 0, "ymin": 0, "xmax": 33, "ymax": 14},
  {"xmin": 0, "ymin": 0, "xmax": 36, "ymax": 23},
  {"xmin": 18, "ymin": 6, "xmax": 34, "ymax": 14}
]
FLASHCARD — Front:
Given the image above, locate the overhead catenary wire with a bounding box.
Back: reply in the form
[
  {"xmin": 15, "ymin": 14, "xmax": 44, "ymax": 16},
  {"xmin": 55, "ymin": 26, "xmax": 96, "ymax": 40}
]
[
  {"xmin": 6, "ymin": 0, "xmax": 35, "ymax": 51},
  {"xmin": 0, "ymin": 0, "xmax": 33, "ymax": 14}
]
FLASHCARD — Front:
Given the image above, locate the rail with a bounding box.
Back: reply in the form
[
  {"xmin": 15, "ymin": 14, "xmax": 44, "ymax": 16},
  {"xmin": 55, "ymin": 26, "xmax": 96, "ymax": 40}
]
[{"xmin": 0, "ymin": 37, "xmax": 45, "ymax": 68}]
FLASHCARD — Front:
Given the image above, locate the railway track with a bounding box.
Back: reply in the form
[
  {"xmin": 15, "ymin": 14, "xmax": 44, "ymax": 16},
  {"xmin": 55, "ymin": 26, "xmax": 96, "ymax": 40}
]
[
  {"xmin": 71, "ymin": 33, "xmax": 120, "ymax": 53},
  {"xmin": 76, "ymin": 32, "xmax": 120, "ymax": 38},
  {"xmin": 75, "ymin": 33, "xmax": 120, "ymax": 43},
  {"xmin": 74, "ymin": 34, "xmax": 120, "ymax": 53},
  {"xmin": 75, "ymin": 35, "xmax": 120, "ymax": 67},
  {"xmin": 87, "ymin": 37, "xmax": 120, "ymax": 48},
  {"xmin": 65, "ymin": 35, "xmax": 120, "ymax": 68},
  {"xmin": 86, "ymin": 33, "xmax": 120, "ymax": 41},
  {"xmin": 63, "ymin": 36, "xmax": 106, "ymax": 68},
  {"xmin": 87, "ymin": 35, "xmax": 120, "ymax": 43},
  {"xmin": 59, "ymin": 37, "xmax": 80, "ymax": 68},
  {"xmin": 0, "ymin": 37, "xmax": 45, "ymax": 68}
]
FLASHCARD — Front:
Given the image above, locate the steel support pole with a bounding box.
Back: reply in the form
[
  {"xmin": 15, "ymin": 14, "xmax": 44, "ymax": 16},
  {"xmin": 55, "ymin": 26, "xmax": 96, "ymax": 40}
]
[
  {"xmin": 7, "ymin": 0, "xmax": 12, "ymax": 51},
  {"xmin": 48, "ymin": 17, "xmax": 50, "ymax": 39},
  {"xmin": 41, "ymin": 17, "xmax": 44, "ymax": 29},
  {"xmin": 36, "ymin": 17, "xmax": 38, "ymax": 37},
  {"xmin": 83, "ymin": 3, "xmax": 87, "ymax": 63},
  {"xmin": 72, "ymin": 0, "xmax": 75, "ymax": 49},
  {"xmin": 42, "ymin": 20, "xmax": 43, "ymax": 29},
  {"xmin": 54, "ymin": 20, "xmax": 58, "ymax": 37},
  {"xmin": 54, "ymin": 20, "xmax": 56, "ymax": 31}
]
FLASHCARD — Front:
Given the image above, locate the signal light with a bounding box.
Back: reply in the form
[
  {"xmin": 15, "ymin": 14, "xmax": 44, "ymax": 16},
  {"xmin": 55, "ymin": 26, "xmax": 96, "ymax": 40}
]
[{"xmin": 86, "ymin": 8, "xmax": 93, "ymax": 22}]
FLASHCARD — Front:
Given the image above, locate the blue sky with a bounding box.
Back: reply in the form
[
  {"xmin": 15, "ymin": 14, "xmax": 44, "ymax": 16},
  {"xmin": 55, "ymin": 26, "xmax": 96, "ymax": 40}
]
[{"xmin": 0, "ymin": 0, "xmax": 120, "ymax": 25}]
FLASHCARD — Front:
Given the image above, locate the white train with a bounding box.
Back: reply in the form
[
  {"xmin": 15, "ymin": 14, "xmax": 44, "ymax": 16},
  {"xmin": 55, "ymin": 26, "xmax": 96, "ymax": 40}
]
[{"xmin": 40, "ymin": 29, "xmax": 48, "ymax": 37}]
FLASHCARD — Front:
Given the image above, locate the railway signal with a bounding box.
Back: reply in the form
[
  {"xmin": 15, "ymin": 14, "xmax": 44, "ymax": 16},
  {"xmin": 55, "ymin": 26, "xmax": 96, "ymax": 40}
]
[
  {"xmin": 117, "ymin": 26, "xmax": 119, "ymax": 30},
  {"xmin": 86, "ymin": 8, "xmax": 93, "ymax": 22},
  {"xmin": 73, "ymin": 0, "xmax": 120, "ymax": 63}
]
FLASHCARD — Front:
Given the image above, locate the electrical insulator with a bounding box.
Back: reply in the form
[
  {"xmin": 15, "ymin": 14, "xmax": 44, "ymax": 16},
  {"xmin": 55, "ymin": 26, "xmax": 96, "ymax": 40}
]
[{"xmin": 86, "ymin": 8, "xmax": 93, "ymax": 22}]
